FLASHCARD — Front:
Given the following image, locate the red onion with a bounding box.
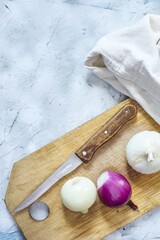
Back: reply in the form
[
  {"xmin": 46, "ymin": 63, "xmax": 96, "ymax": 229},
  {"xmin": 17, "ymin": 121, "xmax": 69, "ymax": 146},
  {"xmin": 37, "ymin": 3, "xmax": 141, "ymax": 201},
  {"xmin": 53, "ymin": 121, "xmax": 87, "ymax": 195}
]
[{"xmin": 97, "ymin": 171, "xmax": 138, "ymax": 210}]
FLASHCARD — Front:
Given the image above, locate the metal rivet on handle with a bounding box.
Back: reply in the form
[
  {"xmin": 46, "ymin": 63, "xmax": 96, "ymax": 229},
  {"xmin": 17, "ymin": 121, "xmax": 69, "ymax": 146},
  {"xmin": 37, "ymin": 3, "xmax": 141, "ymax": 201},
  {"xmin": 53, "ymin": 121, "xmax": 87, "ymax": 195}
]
[
  {"xmin": 104, "ymin": 130, "xmax": 108, "ymax": 135},
  {"xmin": 82, "ymin": 151, "xmax": 87, "ymax": 156}
]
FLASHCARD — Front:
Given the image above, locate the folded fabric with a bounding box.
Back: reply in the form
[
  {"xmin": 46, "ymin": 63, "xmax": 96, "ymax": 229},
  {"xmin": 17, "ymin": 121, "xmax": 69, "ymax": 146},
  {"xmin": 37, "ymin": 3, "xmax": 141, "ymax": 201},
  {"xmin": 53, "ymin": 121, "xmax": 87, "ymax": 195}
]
[{"xmin": 85, "ymin": 14, "xmax": 160, "ymax": 124}]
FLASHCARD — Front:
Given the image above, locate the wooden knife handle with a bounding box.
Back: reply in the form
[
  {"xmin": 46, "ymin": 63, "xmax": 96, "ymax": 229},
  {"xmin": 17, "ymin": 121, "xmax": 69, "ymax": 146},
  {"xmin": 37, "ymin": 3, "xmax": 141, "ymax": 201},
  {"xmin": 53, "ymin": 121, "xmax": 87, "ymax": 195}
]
[{"xmin": 76, "ymin": 104, "xmax": 137, "ymax": 163}]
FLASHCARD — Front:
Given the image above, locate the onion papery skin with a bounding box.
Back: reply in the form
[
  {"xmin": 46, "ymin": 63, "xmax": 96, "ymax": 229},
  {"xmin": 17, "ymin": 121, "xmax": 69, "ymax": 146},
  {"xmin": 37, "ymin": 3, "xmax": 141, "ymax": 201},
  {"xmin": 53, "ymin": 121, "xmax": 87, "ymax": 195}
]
[{"xmin": 97, "ymin": 171, "xmax": 132, "ymax": 208}]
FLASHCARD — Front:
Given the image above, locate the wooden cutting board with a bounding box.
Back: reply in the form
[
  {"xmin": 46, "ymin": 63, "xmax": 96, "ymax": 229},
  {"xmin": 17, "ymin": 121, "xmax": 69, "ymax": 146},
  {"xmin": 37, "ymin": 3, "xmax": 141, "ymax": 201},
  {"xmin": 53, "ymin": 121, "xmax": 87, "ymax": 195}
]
[{"xmin": 5, "ymin": 99, "xmax": 160, "ymax": 240}]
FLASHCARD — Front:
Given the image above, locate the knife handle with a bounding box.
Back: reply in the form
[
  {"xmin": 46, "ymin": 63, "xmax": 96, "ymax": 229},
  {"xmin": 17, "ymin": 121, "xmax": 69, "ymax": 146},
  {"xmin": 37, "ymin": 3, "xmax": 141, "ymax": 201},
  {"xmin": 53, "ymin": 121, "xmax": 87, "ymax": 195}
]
[{"xmin": 76, "ymin": 104, "xmax": 137, "ymax": 163}]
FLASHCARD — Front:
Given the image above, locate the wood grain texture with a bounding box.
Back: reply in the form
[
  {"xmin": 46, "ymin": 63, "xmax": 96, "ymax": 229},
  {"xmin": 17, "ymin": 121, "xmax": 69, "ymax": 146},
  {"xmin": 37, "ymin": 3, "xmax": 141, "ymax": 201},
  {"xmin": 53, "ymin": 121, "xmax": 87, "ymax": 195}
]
[
  {"xmin": 76, "ymin": 104, "xmax": 137, "ymax": 163},
  {"xmin": 5, "ymin": 99, "xmax": 160, "ymax": 240}
]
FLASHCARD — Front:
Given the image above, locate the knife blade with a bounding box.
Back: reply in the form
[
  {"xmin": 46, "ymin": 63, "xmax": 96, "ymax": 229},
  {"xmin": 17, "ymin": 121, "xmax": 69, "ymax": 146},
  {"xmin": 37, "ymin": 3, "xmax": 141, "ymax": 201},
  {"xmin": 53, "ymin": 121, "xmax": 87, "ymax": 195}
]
[{"xmin": 14, "ymin": 103, "xmax": 137, "ymax": 213}]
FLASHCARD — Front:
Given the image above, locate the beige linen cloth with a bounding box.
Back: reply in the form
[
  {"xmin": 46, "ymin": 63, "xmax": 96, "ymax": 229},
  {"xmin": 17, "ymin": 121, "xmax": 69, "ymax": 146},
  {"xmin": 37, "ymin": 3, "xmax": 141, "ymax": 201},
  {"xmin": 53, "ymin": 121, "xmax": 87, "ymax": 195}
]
[{"xmin": 85, "ymin": 14, "xmax": 160, "ymax": 124}]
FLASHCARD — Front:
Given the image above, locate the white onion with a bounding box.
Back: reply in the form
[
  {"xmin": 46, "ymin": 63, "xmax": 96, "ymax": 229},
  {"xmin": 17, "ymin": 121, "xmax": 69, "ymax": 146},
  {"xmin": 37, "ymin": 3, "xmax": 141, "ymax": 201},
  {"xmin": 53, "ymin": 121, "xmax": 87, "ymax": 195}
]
[
  {"xmin": 126, "ymin": 131, "xmax": 160, "ymax": 174},
  {"xmin": 61, "ymin": 176, "xmax": 97, "ymax": 214}
]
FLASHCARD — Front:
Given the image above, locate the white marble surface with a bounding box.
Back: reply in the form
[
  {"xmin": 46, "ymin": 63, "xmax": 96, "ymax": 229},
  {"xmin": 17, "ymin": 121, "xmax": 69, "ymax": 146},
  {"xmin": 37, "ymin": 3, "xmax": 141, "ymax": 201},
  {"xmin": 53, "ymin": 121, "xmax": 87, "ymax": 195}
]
[{"xmin": 1, "ymin": 0, "xmax": 160, "ymax": 239}]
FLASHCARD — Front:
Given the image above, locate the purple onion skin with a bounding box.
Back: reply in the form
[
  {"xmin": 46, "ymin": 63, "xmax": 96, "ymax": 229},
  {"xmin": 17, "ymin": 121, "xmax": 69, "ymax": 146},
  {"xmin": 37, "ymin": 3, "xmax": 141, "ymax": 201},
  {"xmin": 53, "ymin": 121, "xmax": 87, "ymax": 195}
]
[{"xmin": 97, "ymin": 171, "xmax": 136, "ymax": 209}]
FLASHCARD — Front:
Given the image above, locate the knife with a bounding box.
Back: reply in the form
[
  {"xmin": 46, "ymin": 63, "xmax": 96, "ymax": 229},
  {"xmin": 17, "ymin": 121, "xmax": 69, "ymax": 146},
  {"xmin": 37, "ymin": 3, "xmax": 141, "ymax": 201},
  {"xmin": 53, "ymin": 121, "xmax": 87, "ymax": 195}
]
[{"xmin": 14, "ymin": 103, "xmax": 137, "ymax": 213}]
